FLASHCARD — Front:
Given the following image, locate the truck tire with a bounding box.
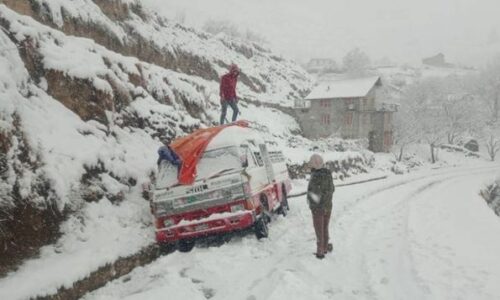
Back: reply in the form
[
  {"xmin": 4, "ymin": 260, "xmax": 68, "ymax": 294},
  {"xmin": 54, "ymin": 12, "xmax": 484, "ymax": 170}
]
[
  {"xmin": 178, "ymin": 240, "xmax": 195, "ymax": 252},
  {"xmin": 260, "ymin": 194, "xmax": 271, "ymax": 223},
  {"xmin": 254, "ymin": 216, "xmax": 269, "ymax": 239},
  {"xmin": 278, "ymin": 186, "xmax": 289, "ymax": 217},
  {"xmin": 159, "ymin": 243, "xmax": 176, "ymax": 254}
]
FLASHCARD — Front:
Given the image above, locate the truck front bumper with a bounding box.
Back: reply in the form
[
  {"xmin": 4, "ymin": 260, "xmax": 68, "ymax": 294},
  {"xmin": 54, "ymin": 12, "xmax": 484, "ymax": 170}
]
[{"xmin": 155, "ymin": 210, "xmax": 255, "ymax": 243}]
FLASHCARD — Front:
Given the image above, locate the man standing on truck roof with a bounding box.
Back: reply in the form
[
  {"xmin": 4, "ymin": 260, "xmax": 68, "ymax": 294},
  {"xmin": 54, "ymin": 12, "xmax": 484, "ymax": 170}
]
[
  {"xmin": 219, "ymin": 63, "xmax": 240, "ymax": 125},
  {"xmin": 157, "ymin": 138, "xmax": 182, "ymax": 173}
]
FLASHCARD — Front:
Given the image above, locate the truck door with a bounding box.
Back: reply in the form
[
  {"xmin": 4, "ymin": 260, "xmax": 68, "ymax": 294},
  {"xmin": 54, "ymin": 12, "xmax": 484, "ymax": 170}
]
[{"xmin": 259, "ymin": 144, "xmax": 275, "ymax": 183}]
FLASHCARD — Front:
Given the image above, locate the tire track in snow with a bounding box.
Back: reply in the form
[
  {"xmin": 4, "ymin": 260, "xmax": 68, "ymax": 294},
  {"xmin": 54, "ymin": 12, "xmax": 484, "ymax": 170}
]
[
  {"xmin": 404, "ymin": 169, "xmax": 500, "ymax": 300},
  {"xmin": 333, "ymin": 165, "xmax": 500, "ymax": 300},
  {"xmin": 83, "ymin": 165, "xmax": 500, "ymax": 300}
]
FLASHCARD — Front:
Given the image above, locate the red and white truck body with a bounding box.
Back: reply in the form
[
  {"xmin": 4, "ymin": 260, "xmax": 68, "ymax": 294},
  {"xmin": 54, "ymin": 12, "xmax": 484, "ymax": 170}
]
[{"xmin": 151, "ymin": 126, "xmax": 291, "ymax": 249}]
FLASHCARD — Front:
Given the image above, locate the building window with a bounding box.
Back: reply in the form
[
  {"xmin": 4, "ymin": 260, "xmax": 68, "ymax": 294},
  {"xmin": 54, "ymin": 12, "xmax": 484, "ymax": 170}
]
[
  {"xmin": 384, "ymin": 113, "xmax": 392, "ymax": 128},
  {"xmin": 321, "ymin": 114, "xmax": 331, "ymax": 125},
  {"xmin": 320, "ymin": 99, "xmax": 331, "ymax": 108},
  {"xmin": 344, "ymin": 112, "xmax": 353, "ymax": 126},
  {"xmin": 384, "ymin": 131, "xmax": 392, "ymax": 147},
  {"xmin": 345, "ymin": 98, "xmax": 355, "ymax": 110},
  {"xmin": 363, "ymin": 113, "xmax": 370, "ymax": 125}
]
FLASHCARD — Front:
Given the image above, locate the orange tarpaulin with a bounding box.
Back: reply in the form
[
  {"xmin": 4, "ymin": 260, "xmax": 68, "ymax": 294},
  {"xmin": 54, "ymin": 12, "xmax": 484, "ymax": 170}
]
[{"xmin": 170, "ymin": 120, "xmax": 249, "ymax": 185}]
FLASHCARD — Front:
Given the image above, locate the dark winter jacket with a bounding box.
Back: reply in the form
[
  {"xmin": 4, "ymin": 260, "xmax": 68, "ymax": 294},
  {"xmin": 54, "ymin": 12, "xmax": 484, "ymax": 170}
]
[
  {"xmin": 307, "ymin": 168, "xmax": 335, "ymax": 211},
  {"xmin": 157, "ymin": 145, "xmax": 182, "ymax": 170},
  {"xmin": 219, "ymin": 72, "xmax": 238, "ymax": 101}
]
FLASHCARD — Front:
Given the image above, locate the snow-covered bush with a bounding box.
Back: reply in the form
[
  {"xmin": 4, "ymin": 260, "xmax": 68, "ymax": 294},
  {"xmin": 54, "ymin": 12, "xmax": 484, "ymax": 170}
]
[{"xmin": 480, "ymin": 178, "xmax": 500, "ymax": 216}]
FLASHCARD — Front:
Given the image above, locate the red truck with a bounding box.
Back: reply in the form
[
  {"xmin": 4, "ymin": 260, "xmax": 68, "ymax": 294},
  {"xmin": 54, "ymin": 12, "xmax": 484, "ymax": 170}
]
[{"xmin": 150, "ymin": 123, "xmax": 291, "ymax": 252}]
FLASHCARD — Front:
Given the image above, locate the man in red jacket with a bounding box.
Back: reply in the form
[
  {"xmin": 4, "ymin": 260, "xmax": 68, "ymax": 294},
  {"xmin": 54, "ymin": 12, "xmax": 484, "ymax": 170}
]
[{"xmin": 219, "ymin": 64, "xmax": 240, "ymax": 124}]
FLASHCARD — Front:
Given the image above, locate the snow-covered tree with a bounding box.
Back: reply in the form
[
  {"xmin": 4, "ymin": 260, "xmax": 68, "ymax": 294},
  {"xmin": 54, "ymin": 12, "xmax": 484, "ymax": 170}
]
[
  {"xmin": 392, "ymin": 107, "xmax": 419, "ymax": 161},
  {"xmin": 399, "ymin": 78, "xmax": 448, "ymax": 163},
  {"xmin": 342, "ymin": 48, "xmax": 371, "ymax": 76},
  {"xmin": 174, "ymin": 10, "xmax": 187, "ymax": 25},
  {"xmin": 473, "ymin": 57, "xmax": 500, "ymax": 122},
  {"xmin": 439, "ymin": 76, "xmax": 483, "ymax": 144},
  {"xmin": 483, "ymin": 123, "xmax": 500, "ymax": 161},
  {"xmin": 465, "ymin": 58, "xmax": 500, "ymax": 160},
  {"xmin": 202, "ymin": 19, "xmax": 267, "ymax": 44},
  {"xmin": 244, "ymin": 29, "xmax": 268, "ymax": 45},
  {"xmin": 203, "ymin": 19, "xmax": 240, "ymax": 39}
]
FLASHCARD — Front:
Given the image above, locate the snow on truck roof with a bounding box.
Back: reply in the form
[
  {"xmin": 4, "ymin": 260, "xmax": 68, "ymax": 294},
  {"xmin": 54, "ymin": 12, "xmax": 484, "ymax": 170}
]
[
  {"xmin": 305, "ymin": 76, "xmax": 381, "ymax": 100},
  {"xmin": 205, "ymin": 126, "xmax": 262, "ymax": 150},
  {"xmin": 169, "ymin": 121, "xmax": 264, "ymax": 185}
]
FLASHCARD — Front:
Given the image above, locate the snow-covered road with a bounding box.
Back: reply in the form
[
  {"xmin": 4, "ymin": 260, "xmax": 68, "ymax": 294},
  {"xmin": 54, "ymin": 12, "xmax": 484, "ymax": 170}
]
[{"xmin": 84, "ymin": 165, "xmax": 500, "ymax": 300}]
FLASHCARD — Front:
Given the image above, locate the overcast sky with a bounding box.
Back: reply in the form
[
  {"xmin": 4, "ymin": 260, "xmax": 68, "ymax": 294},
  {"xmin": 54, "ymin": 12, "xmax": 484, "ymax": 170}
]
[{"xmin": 141, "ymin": 0, "xmax": 500, "ymax": 67}]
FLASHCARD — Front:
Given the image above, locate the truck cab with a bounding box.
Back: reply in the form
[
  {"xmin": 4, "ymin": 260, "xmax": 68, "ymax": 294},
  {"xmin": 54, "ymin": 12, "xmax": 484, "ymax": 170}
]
[{"xmin": 151, "ymin": 125, "xmax": 291, "ymax": 252}]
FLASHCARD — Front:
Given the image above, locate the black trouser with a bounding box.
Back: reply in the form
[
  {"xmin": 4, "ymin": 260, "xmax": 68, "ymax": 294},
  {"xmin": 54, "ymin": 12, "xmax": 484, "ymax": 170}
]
[
  {"xmin": 312, "ymin": 208, "xmax": 332, "ymax": 255},
  {"xmin": 220, "ymin": 100, "xmax": 239, "ymax": 124}
]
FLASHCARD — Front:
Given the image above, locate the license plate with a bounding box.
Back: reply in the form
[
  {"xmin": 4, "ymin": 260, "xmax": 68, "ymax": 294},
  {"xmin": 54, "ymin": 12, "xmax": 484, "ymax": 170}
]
[{"xmin": 195, "ymin": 223, "xmax": 209, "ymax": 231}]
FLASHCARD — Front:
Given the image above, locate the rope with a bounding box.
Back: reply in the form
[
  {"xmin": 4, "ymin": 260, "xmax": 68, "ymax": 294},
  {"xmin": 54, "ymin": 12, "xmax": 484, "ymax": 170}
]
[{"xmin": 288, "ymin": 175, "xmax": 388, "ymax": 199}]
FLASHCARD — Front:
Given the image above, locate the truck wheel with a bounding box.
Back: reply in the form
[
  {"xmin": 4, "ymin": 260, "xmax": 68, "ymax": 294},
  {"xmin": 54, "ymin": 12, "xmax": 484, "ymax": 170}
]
[
  {"xmin": 260, "ymin": 194, "xmax": 271, "ymax": 223},
  {"xmin": 159, "ymin": 243, "xmax": 176, "ymax": 254},
  {"xmin": 278, "ymin": 187, "xmax": 289, "ymax": 217},
  {"xmin": 254, "ymin": 216, "xmax": 269, "ymax": 239},
  {"xmin": 178, "ymin": 240, "xmax": 195, "ymax": 252}
]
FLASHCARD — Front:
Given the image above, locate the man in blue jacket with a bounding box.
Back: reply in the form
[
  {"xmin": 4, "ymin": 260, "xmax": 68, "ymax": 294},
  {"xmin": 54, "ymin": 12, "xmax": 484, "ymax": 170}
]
[{"xmin": 157, "ymin": 138, "xmax": 182, "ymax": 172}]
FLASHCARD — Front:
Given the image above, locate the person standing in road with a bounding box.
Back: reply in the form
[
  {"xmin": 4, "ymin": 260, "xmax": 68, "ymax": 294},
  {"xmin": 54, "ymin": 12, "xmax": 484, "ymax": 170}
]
[
  {"xmin": 219, "ymin": 63, "xmax": 240, "ymax": 125},
  {"xmin": 307, "ymin": 153, "xmax": 335, "ymax": 259}
]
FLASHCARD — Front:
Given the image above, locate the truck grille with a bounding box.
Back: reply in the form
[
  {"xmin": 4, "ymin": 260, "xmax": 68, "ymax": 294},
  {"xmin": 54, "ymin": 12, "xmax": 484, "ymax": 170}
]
[{"xmin": 154, "ymin": 184, "xmax": 245, "ymax": 216}]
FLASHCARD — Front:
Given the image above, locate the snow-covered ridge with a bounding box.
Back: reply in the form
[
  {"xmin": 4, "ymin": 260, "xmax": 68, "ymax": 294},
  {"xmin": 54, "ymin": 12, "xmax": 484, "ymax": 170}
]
[{"xmin": 3, "ymin": 0, "xmax": 312, "ymax": 106}]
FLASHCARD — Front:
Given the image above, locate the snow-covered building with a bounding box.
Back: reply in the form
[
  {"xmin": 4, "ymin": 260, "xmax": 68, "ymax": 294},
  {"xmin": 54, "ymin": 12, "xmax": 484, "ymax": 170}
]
[
  {"xmin": 295, "ymin": 76, "xmax": 397, "ymax": 152},
  {"xmin": 422, "ymin": 53, "xmax": 454, "ymax": 68}
]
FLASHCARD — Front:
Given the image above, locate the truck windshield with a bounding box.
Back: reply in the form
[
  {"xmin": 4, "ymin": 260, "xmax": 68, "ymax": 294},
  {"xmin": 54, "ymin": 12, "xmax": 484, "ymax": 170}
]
[
  {"xmin": 196, "ymin": 146, "xmax": 241, "ymax": 180},
  {"xmin": 155, "ymin": 146, "xmax": 242, "ymax": 189}
]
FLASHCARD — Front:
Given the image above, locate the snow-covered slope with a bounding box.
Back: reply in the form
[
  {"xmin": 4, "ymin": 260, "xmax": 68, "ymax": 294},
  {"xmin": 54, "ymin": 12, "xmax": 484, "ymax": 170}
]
[
  {"xmin": 2, "ymin": 0, "xmax": 312, "ymax": 105},
  {"xmin": 0, "ymin": 0, "xmax": 314, "ymax": 277}
]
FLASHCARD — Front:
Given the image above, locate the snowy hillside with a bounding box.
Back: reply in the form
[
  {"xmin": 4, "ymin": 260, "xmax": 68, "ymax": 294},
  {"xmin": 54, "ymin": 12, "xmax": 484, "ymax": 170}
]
[
  {"xmin": 1, "ymin": 0, "xmax": 312, "ymax": 105},
  {"xmin": 0, "ymin": 0, "xmax": 316, "ymax": 277}
]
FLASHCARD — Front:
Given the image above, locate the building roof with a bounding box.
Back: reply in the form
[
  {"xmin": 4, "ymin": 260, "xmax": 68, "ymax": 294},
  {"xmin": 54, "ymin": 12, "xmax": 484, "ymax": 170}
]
[{"xmin": 305, "ymin": 76, "xmax": 381, "ymax": 100}]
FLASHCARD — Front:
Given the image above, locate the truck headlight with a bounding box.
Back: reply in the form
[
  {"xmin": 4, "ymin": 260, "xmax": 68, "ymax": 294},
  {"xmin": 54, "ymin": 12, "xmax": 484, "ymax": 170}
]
[
  {"xmin": 230, "ymin": 204, "xmax": 245, "ymax": 212},
  {"xmin": 163, "ymin": 218, "xmax": 175, "ymax": 227}
]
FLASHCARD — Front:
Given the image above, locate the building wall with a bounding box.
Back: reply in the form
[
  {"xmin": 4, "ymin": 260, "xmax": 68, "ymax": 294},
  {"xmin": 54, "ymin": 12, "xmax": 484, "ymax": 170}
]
[
  {"xmin": 296, "ymin": 99, "xmax": 345, "ymax": 138},
  {"xmin": 369, "ymin": 111, "xmax": 393, "ymax": 152},
  {"xmin": 296, "ymin": 86, "xmax": 394, "ymax": 152}
]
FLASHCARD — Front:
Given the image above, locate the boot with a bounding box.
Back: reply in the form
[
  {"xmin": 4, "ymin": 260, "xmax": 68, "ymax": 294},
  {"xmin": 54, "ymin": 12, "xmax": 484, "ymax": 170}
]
[{"xmin": 315, "ymin": 253, "xmax": 325, "ymax": 259}]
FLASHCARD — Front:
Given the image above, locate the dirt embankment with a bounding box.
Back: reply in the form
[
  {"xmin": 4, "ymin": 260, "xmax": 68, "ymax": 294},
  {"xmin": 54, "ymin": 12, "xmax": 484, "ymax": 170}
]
[
  {"xmin": 33, "ymin": 245, "xmax": 160, "ymax": 300},
  {"xmin": 0, "ymin": 115, "xmax": 64, "ymax": 277}
]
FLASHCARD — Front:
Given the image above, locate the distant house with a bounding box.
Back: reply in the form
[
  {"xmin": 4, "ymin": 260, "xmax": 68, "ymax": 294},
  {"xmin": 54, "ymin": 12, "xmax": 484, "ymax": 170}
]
[
  {"xmin": 295, "ymin": 76, "xmax": 397, "ymax": 152},
  {"xmin": 422, "ymin": 53, "xmax": 454, "ymax": 68}
]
